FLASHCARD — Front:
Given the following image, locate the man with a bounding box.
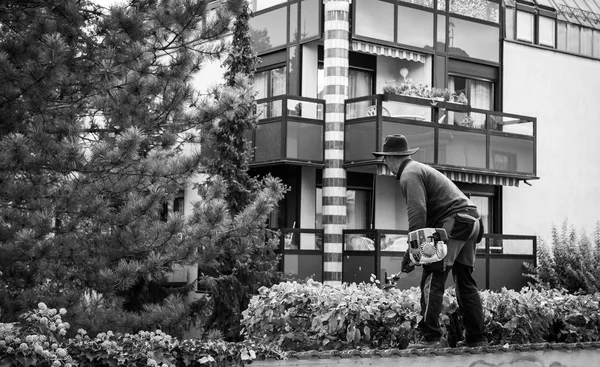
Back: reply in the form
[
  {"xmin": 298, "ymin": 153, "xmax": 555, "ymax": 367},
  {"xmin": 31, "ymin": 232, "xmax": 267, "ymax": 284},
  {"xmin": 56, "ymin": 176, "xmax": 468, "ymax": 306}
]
[{"xmin": 373, "ymin": 134, "xmax": 487, "ymax": 349}]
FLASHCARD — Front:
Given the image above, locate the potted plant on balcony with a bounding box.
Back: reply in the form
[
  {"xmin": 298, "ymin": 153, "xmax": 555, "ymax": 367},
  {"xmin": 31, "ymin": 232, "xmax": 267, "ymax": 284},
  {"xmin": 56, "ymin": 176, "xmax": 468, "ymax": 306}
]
[{"xmin": 383, "ymin": 81, "xmax": 469, "ymax": 105}]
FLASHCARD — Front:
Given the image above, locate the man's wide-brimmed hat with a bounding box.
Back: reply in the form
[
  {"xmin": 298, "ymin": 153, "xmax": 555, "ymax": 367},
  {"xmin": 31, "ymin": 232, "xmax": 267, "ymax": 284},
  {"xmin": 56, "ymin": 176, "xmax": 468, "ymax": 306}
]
[{"xmin": 372, "ymin": 134, "xmax": 419, "ymax": 157}]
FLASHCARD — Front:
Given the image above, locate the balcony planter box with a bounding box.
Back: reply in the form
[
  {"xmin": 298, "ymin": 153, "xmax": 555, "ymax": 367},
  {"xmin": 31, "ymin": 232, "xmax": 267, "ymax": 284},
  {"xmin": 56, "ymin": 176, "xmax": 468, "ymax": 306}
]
[{"xmin": 382, "ymin": 92, "xmax": 471, "ymax": 113}]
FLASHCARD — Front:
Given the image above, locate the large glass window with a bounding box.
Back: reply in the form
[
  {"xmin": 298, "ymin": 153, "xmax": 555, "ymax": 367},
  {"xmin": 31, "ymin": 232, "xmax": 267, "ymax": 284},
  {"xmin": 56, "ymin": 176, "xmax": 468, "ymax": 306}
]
[
  {"xmin": 252, "ymin": 0, "xmax": 286, "ymax": 12},
  {"xmin": 581, "ymin": 28, "xmax": 593, "ymax": 57},
  {"xmin": 448, "ymin": 76, "xmax": 494, "ymax": 128},
  {"xmin": 567, "ymin": 23, "xmax": 580, "ymax": 53},
  {"xmin": 397, "ymin": 6, "xmax": 434, "ymax": 49},
  {"xmin": 594, "ymin": 30, "xmax": 600, "ymax": 58},
  {"xmin": 449, "ymin": 17, "xmax": 499, "ymax": 62},
  {"xmin": 249, "ymin": 7, "xmax": 287, "ymax": 53},
  {"xmin": 355, "ymin": 0, "xmax": 394, "ymax": 42}
]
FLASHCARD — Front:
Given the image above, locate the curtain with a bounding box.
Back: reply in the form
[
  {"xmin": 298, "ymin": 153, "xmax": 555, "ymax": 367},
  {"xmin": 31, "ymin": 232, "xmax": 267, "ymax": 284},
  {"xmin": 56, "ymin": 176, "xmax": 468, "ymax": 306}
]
[
  {"xmin": 270, "ymin": 67, "xmax": 286, "ymax": 117},
  {"xmin": 346, "ymin": 189, "xmax": 370, "ymax": 229},
  {"xmin": 470, "ymin": 79, "xmax": 493, "ymax": 128},
  {"xmin": 348, "ymin": 69, "xmax": 373, "ymax": 119}
]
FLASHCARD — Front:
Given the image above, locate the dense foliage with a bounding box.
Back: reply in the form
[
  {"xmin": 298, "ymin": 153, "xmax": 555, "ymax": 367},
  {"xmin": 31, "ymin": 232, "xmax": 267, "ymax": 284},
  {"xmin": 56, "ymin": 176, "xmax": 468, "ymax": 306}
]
[
  {"xmin": 241, "ymin": 280, "xmax": 600, "ymax": 351},
  {"xmin": 0, "ymin": 0, "xmax": 285, "ymax": 337},
  {"xmin": 524, "ymin": 220, "xmax": 600, "ymax": 294}
]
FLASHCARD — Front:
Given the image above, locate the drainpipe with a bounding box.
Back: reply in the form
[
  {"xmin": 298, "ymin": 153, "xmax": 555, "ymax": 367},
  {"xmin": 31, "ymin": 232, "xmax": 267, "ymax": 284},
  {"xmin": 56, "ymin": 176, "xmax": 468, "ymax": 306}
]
[{"xmin": 322, "ymin": 0, "xmax": 350, "ymax": 286}]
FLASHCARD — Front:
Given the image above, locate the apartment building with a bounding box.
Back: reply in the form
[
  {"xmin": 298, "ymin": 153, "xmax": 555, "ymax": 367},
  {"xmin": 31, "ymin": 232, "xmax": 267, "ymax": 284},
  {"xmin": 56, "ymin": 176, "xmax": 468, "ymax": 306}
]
[{"xmin": 177, "ymin": 0, "xmax": 600, "ymax": 291}]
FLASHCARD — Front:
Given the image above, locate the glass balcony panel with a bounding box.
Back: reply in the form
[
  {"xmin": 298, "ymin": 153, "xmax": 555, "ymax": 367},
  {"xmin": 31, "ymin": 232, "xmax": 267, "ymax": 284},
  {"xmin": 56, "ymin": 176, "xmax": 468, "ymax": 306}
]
[
  {"xmin": 440, "ymin": 109, "xmax": 485, "ymax": 129},
  {"xmin": 381, "ymin": 122, "xmax": 435, "ymax": 164},
  {"xmin": 345, "ymin": 232, "xmax": 376, "ymax": 251},
  {"xmin": 255, "ymin": 122, "xmax": 282, "ymax": 162},
  {"xmin": 286, "ymin": 99, "xmax": 323, "ymax": 119},
  {"xmin": 448, "ymin": 17, "xmax": 500, "ymax": 62},
  {"xmin": 382, "ymin": 100, "xmax": 433, "ymax": 122},
  {"xmin": 490, "ymin": 135, "xmax": 534, "ymax": 174},
  {"xmin": 438, "ymin": 129, "xmax": 486, "ymax": 169},
  {"xmin": 397, "ymin": 6, "xmax": 434, "ymax": 49},
  {"xmin": 380, "ymin": 233, "xmax": 408, "ymax": 252},
  {"xmin": 249, "ymin": 7, "xmax": 287, "ymax": 53},
  {"xmin": 286, "ymin": 121, "xmax": 323, "ymax": 161},
  {"xmin": 284, "ymin": 254, "xmax": 323, "ymax": 281},
  {"xmin": 355, "ymin": 0, "xmax": 394, "ymax": 42},
  {"xmin": 450, "ymin": 0, "xmax": 500, "ymax": 23},
  {"xmin": 346, "ymin": 98, "xmax": 377, "ymax": 120},
  {"xmin": 488, "ymin": 114, "xmax": 534, "ymax": 136},
  {"xmin": 284, "ymin": 231, "xmax": 323, "ymax": 250},
  {"xmin": 345, "ymin": 120, "xmax": 377, "ymax": 162},
  {"xmin": 256, "ymin": 100, "xmax": 283, "ymax": 120},
  {"xmin": 487, "ymin": 237, "xmax": 534, "ymax": 255}
]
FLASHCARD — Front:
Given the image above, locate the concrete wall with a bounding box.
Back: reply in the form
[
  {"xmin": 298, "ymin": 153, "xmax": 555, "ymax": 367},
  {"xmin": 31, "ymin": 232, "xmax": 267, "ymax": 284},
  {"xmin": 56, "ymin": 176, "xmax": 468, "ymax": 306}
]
[{"xmin": 502, "ymin": 42, "xmax": 600, "ymax": 243}]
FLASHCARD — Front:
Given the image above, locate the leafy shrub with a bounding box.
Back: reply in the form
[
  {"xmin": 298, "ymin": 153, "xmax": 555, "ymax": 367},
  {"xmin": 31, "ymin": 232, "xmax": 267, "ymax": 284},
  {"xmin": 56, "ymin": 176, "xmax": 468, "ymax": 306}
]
[
  {"xmin": 241, "ymin": 280, "xmax": 457, "ymax": 351},
  {"xmin": 242, "ymin": 280, "xmax": 600, "ymax": 351},
  {"xmin": 525, "ymin": 220, "xmax": 600, "ymax": 294}
]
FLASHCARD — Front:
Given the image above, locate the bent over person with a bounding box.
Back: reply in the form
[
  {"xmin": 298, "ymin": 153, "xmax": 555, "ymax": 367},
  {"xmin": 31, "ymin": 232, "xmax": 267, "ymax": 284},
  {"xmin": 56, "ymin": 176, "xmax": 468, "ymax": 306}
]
[{"xmin": 373, "ymin": 134, "xmax": 488, "ymax": 349}]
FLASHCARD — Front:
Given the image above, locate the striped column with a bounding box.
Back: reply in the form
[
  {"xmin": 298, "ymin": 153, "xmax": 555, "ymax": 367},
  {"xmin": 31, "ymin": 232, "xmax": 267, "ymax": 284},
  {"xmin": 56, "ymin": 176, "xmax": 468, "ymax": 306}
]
[{"xmin": 322, "ymin": 0, "xmax": 350, "ymax": 286}]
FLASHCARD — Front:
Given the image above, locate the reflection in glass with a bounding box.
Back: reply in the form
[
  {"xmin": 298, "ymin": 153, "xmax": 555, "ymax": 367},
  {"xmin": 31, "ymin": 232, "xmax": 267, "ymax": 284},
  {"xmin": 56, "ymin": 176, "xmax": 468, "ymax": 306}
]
[
  {"xmin": 490, "ymin": 136, "xmax": 534, "ymax": 174},
  {"xmin": 397, "ymin": 6, "xmax": 434, "ymax": 49},
  {"xmin": 450, "ymin": 0, "xmax": 499, "ymax": 22},
  {"xmin": 448, "ymin": 17, "xmax": 499, "ymax": 62},
  {"xmin": 301, "ymin": 0, "xmax": 320, "ymax": 40},
  {"xmin": 355, "ymin": 0, "xmax": 394, "ymax": 42},
  {"xmin": 345, "ymin": 121, "xmax": 377, "ymax": 162},
  {"xmin": 249, "ymin": 7, "xmax": 287, "ymax": 53},
  {"xmin": 437, "ymin": 14, "xmax": 446, "ymax": 52},
  {"xmin": 252, "ymin": 0, "xmax": 286, "ymax": 12}
]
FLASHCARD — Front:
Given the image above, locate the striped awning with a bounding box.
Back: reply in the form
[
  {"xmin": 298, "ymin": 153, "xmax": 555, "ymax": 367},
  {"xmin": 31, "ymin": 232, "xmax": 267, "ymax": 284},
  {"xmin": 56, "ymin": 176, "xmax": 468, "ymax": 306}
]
[
  {"xmin": 440, "ymin": 171, "xmax": 520, "ymax": 187},
  {"xmin": 376, "ymin": 164, "xmax": 521, "ymax": 186},
  {"xmin": 351, "ymin": 41, "xmax": 426, "ymax": 63}
]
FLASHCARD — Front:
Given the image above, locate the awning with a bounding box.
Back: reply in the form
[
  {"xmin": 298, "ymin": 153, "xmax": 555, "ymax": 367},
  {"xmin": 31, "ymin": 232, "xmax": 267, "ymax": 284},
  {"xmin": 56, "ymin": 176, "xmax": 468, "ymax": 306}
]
[
  {"xmin": 440, "ymin": 171, "xmax": 521, "ymax": 187},
  {"xmin": 351, "ymin": 41, "xmax": 426, "ymax": 63},
  {"xmin": 376, "ymin": 164, "xmax": 521, "ymax": 186}
]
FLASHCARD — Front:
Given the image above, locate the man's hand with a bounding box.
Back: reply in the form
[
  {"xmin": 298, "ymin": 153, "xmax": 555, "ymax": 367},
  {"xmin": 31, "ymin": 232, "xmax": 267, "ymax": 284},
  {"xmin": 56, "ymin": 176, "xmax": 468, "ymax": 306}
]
[{"xmin": 401, "ymin": 250, "xmax": 416, "ymax": 273}]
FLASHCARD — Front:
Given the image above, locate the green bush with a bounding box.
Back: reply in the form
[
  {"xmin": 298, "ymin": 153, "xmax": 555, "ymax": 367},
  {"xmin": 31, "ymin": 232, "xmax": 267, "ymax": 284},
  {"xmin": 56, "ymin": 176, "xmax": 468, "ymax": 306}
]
[
  {"xmin": 525, "ymin": 220, "xmax": 600, "ymax": 294},
  {"xmin": 242, "ymin": 280, "xmax": 600, "ymax": 351}
]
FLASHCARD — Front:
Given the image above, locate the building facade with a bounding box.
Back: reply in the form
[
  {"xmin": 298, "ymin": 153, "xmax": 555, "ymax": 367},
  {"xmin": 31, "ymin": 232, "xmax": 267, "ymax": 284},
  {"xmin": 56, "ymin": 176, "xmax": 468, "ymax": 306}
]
[{"xmin": 175, "ymin": 0, "xmax": 600, "ymax": 291}]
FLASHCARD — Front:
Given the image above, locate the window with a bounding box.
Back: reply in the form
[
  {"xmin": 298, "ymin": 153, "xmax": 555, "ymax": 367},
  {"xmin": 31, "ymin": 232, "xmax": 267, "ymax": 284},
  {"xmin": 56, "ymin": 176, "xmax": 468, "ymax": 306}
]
[
  {"xmin": 255, "ymin": 66, "xmax": 287, "ymax": 118},
  {"xmin": 516, "ymin": 10, "xmax": 534, "ymax": 43},
  {"xmin": 249, "ymin": 7, "xmax": 287, "ymax": 53},
  {"xmin": 449, "ymin": 75, "xmax": 494, "ymax": 127},
  {"xmin": 448, "ymin": 17, "xmax": 500, "ymax": 62},
  {"xmin": 354, "ymin": 0, "xmax": 395, "ymax": 42},
  {"xmin": 397, "ymin": 6, "xmax": 434, "ymax": 49},
  {"xmin": 538, "ymin": 16, "xmax": 556, "ymax": 47}
]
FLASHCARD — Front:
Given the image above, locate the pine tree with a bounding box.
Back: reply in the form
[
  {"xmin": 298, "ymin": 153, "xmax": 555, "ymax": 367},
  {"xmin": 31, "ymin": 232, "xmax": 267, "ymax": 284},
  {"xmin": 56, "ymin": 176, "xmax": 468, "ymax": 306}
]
[
  {"xmin": 0, "ymin": 0, "xmax": 284, "ymax": 337},
  {"xmin": 197, "ymin": 1, "xmax": 286, "ymax": 341}
]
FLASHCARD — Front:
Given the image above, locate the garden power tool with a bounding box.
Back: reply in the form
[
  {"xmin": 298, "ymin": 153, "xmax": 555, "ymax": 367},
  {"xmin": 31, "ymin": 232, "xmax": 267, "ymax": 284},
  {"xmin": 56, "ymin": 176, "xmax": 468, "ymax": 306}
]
[{"xmin": 386, "ymin": 228, "xmax": 449, "ymax": 287}]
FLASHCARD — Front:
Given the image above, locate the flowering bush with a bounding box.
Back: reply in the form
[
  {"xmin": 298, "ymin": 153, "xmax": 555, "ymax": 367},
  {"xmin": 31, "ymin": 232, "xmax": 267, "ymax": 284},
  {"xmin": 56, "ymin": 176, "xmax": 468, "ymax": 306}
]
[
  {"xmin": 0, "ymin": 303, "xmax": 75, "ymax": 366},
  {"xmin": 0, "ymin": 303, "xmax": 286, "ymax": 367},
  {"xmin": 383, "ymin": 81, "xmax": 469, "ymax": 105}
]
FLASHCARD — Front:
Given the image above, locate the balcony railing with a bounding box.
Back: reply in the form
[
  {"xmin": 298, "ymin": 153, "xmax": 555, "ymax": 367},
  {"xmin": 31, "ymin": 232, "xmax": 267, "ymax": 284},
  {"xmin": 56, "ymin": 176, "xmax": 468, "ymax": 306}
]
[
  {"xmin": 344, "ymin": 94, "xmax": 537, "ymax": 180},
  {"xmin": 246, "ymin": 95, "xmax": 326, "ymax": 166},
  {"xmin": 342, "ymin": 229, "xmax": 536, "ymax": 291},
  {"xmin": 275, "ymin": 227, "xmax": 536, "ymax": 290}
]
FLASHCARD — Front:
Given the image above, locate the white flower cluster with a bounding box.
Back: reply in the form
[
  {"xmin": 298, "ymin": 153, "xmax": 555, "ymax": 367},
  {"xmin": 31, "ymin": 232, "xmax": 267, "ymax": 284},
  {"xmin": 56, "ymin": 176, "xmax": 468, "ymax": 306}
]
[{"xmin": 0, "ymin": 303, "xmax": 74, "ymax": 367}]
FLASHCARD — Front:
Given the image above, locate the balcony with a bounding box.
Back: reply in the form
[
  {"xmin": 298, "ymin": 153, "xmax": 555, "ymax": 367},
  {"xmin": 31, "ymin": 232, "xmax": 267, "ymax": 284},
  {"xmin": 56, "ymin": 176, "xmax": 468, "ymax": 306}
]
[
  {"xmin": 344, "ymin": 94, "xmax": 537, "ymax": 181},
  {"xmin": 246, "ymin": 95, "xmax": 326, "ymax": 166}
]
